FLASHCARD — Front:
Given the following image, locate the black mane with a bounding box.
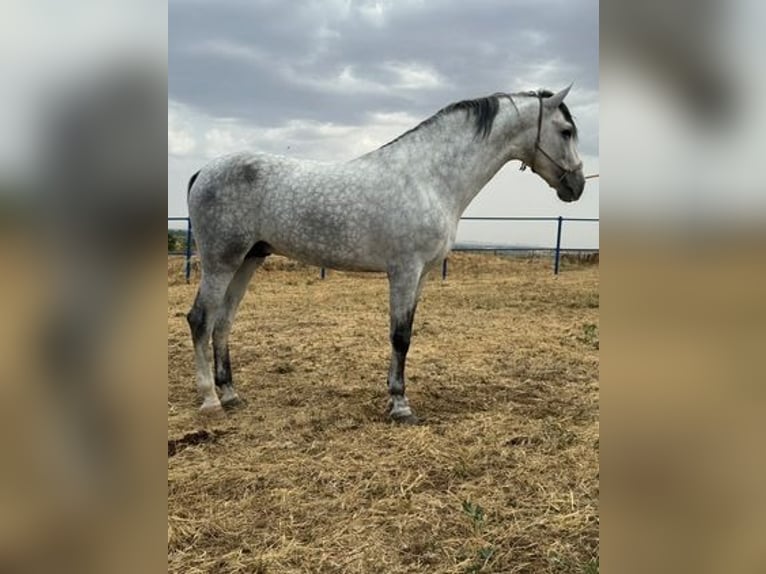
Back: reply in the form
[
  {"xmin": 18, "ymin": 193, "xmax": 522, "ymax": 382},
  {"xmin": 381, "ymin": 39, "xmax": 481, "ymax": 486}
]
[
  {"xmin": 379, "ymin": 93, "xmax": 507, "ymax": 149},
  {"xmin": 378, "ymin": 89, "xmax": 577, "ymax": 150},
  {"xmin": 439, "ymin": 94, "xmax": 505, "ymax": 139}
]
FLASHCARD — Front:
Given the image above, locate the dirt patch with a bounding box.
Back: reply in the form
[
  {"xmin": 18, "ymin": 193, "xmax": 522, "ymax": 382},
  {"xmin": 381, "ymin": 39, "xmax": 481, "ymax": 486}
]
[
  {"xmin": 168, "ymin": 429, "xmax": 230, "ymax": 458},
  {"xmin": 168, "ymin": 252, "xmax": 599, "ymax": 573}
]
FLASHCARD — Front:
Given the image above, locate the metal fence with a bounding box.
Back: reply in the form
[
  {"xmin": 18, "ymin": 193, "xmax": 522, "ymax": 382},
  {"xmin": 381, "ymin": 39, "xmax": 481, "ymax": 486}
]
[
  {"xmin": 168, "ymin": 215, "xmax": 599, "ymax": 283},
  {"xmin": 168, "ymin": 216, "xmax": 195, "ymax": 282}
]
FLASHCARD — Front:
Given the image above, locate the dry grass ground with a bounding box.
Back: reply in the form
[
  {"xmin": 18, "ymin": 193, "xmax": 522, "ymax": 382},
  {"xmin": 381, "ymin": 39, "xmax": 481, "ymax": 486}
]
[{"xmin": 168, "ymin": 253, "xmax": 599, "ymax": 574}]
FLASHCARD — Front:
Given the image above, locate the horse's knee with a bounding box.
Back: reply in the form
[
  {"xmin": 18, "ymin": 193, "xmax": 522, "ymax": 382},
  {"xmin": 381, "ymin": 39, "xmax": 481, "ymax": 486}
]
[
  {"xmin": 391, "ymin": 323, "xmax": 411, "ymax": 355},
  {"xmin": 186, "ymin": 297, "xmax": 207, "ymax": 343},
  {"xmin": 213, "ymin": 344, "xmax": 232, "ymax": 387},
  {"xmin": 391, "ymin": 311, "xmax": 414, "ymax": 354}
]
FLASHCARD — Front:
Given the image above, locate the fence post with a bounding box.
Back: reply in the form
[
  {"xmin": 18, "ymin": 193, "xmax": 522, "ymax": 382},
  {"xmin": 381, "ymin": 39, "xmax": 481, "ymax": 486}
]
[
  {"xmin": 320, "ymin": 267, "xmax": 326, "ymax": 279},
  {"xmin": 185, "ymin": 218, "xmax": 193, "ymax": 284},
  {"xmin": 554, "ymin": 216, "xmax": 563, "ymax": 275},
  {"xmin": 441, "ymin": 258, "xmax": 448, "ymax": 280}
]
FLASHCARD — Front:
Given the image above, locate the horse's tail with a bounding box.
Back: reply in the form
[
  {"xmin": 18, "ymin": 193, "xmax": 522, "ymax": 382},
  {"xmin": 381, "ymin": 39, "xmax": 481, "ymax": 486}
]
[{"xmin": 187, "ymin": 170, "xmax": 201, "ymax": 196}]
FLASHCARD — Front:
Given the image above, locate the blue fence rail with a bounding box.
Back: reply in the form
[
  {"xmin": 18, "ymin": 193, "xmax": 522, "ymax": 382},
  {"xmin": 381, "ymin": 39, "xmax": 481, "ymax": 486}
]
[
  {"xmin": 168, "ymin": 216, "xmax": 195, "ymax": 282},
  {"xmin": 168, "ymin": 215, "xmax": 599, "ymax": 283}
]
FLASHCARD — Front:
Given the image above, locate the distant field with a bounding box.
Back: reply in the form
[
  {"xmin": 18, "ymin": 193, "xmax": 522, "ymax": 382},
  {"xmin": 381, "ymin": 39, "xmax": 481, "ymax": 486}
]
[{"xmin": 168, "ymin": 252, "xmax": 599, "ymax": 573}]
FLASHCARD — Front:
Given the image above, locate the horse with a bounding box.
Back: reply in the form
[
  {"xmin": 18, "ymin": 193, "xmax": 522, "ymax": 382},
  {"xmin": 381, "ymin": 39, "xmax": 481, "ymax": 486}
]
[{"xmin": 186, "ymin": 86, "xmax": 585, "ymax": 424}]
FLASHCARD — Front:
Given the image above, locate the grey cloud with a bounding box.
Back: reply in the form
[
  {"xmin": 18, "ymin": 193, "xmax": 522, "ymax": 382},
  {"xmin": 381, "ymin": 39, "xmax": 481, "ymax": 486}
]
[{"xmin": 170, "ymin": 0, "xmax": 597, "ymax": 154}]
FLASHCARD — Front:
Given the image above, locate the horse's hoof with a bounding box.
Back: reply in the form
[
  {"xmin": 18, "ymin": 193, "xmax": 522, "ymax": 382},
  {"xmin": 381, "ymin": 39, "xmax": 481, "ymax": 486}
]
[
  {"xmin": 221, "ymin": 396, "xmax": 245, "ymax": 410},
  {"xmin": 199, "ymin": 403, "xmax": 226, "ymax": 419},
  {"xmin": 390, "ymin": 411, "xmax": 421, "ymax": 425}
]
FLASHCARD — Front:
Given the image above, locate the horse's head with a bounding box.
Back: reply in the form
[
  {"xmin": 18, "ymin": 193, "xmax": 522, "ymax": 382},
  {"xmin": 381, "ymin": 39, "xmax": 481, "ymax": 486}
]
[{"xmin": 521, "ymin": 86, "xmax": 585, "ymax": 203}]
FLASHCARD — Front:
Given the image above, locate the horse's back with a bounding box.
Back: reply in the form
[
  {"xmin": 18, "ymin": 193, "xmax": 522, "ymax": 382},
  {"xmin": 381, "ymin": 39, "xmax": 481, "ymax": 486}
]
[{"xmin": 188, "ymin": 151, "xmax": 451, "ymax": 272}]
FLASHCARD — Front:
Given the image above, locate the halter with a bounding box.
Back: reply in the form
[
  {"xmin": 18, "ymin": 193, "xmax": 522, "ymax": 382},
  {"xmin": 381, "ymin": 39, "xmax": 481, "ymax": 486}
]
[{"xmin": 520, "ymin": 95, "xmax": 582, "ymax": 182}]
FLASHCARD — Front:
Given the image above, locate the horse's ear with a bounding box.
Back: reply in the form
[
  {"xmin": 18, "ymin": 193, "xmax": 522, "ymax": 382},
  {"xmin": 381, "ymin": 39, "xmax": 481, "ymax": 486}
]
[{"xmin": 544, "ymin": 83, "xmax": 573, "ymax": 110}]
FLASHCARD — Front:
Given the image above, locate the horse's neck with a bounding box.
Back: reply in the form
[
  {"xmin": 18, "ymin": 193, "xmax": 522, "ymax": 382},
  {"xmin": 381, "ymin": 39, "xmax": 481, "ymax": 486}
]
[{"xmin": 365, "ymin": 109, "xmax": 526, "ymax": 218}]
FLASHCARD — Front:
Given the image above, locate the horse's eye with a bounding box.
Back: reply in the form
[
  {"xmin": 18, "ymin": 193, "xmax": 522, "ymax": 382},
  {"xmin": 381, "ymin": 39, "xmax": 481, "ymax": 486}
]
[{"xmin": 561, "ymin": 129, "xmax": 572, "ymax": 140}]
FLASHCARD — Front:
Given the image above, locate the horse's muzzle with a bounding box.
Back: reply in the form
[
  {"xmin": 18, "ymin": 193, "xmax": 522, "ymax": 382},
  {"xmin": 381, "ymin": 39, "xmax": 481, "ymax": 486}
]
[{"xmin": 556, "ymin": 171, "xmax": 586, "ymax": 202}]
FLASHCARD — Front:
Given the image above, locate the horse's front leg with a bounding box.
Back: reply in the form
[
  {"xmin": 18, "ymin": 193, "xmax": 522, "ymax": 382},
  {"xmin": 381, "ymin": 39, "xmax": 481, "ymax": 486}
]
[{"xmin": 386, "ymin": 263, "xmax": 426, "ymax": 424}]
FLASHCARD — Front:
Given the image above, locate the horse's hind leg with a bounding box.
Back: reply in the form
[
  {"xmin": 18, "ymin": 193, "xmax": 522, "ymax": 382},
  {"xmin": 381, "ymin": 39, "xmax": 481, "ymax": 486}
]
[
  {"xmin": 212, "ymin": 256, "xmax": 264, "ymax": 407},
  {"xmin": 187, "ymin": 268, "xmax": 238, "ymax": 416}
]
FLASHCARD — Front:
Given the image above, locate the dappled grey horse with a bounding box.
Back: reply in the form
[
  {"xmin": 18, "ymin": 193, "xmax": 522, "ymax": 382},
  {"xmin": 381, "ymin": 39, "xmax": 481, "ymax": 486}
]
[{"xmin": 187, "ymin": 87, "xmax": 585, "ymax": 423}]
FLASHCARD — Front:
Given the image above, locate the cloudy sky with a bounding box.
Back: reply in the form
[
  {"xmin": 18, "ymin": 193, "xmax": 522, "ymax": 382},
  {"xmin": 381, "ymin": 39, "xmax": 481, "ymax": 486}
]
[{"xmin": 169, "ymin": 0, "xmax": 599, "ymax": 248}]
